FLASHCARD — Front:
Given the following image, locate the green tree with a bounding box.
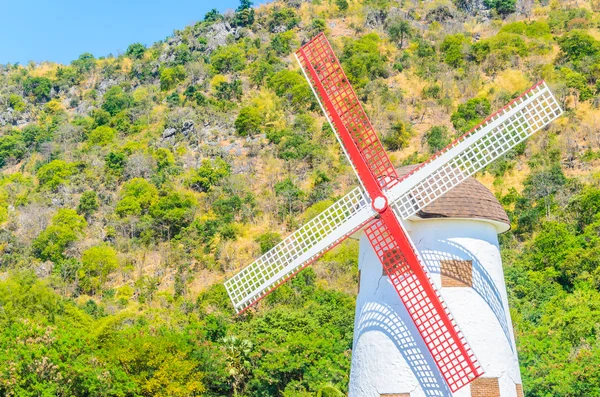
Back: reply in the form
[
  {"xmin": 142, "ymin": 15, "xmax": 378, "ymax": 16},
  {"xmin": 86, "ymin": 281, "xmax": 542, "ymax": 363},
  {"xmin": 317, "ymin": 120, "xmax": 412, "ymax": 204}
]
[
  {"xmin": 8, "ymin": 94, "xmax": 25, "ymax": 111},
  {"xmin": 185, "ymin": 158, "xmax": 230, "ymax": 192},
  {"xmin": 88, "ymin": 125, "xmax": 116, "ymax": 146},
  {"xmin": 387, "ymin": 19, "xmax": 412, "ymax": 47},
  {"xmin": 234, "ymin": 0, "xmax": 255, "ymax": 27},
  {"xmin": 450, "ymin": 97, "xmax": 491, "ymax": 132},
  {"xmin": 160, "ymin": 66, "xmax": 186, "ymax": 91},
  {"xmin": 275, "ymin": 178, "xmax": 304, "ymax": 221},
  {"xmin": 215, "ymin": 80, "xmax": 243, "ymax": 101},
  {"xmin": 210, "ymin": 45, "xmax": 246, "ymax": 74},
  {"xmin": 440, "ymin": 34, "xmax": 469, "ymax": 68},
  {"xmin": 80, "ymin": 244, "xmax": 119, "ymax": 294},
  {"xmin": 336, "ymin": 0, "xmax": 349, "ymax": 11},
  {"xmin": 268, "ymin": 70, "xmax": 313, "ymax": 109},
  {"xmin": 77, "ymin": 191, "xmax": 99, "ymax": 218},
  {"xmin": 32, "ymin": 209, "xmax": 87, "ymax": 262},
  {"xmin": 116, "ymin": 178, "xmax": 159, "ymax": 217},
  {"xmin": 102, "ymin": 86, "xmax": 134, "ymax": 116},
  {"xmin": 105, "ymin": 151, "xmax": 127, "ymax": 176},
  {"xmin": 341, "ymin": 33, "xmax": 388, "ymax": 87},
  {"xmin": 37, "ymin": 160, "xmax": 74, "ymax": 190},
  {"xmin": 150, "ymin": 192, "xmax": 196, "ymax": 239},
  {"xmin": 71, "ymin": 52, "xmax": 96, "ymax": 73},
  {"xmin": 126, "ymin": 43, "xmax": 146, "ymax": 59},
  {"xmin": 235, "ymin": 106, "xmax": 262, "ymax": 136},
  {"xmin": 271, "ymin": 31, "xmax": 296, "ymax": 55},
  {"xmin": 256, "ymin": 232, "xmax": 282, "ymax": 254},
  {"xmin": 382, "ymin": 121, "xmax": 412, "ymax": 151},
  {"xmin": 23, "ymin": 77, "xmax": 53, "ymax": 103},
  {"xmin": 0, "ymin": 134, "xmax": 26, "ymax": 167},
  {"xmin": 484, "ymin": 0, "xmax": 516, "ymax": 15},
  {"xmin": 204, "ymin": 8, "xmax": 222, "ymax": 22},
  {"xmin": 423, "ymin": 126, "xmax": 451, "ymax": 154}
]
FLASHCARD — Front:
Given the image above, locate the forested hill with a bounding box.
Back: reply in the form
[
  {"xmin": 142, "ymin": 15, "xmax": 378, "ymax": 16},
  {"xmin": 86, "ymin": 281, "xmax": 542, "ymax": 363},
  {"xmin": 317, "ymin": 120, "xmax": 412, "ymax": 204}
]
[{"xmin": 1, "ymin": 0, "xmax": 600, "ymax": 395}]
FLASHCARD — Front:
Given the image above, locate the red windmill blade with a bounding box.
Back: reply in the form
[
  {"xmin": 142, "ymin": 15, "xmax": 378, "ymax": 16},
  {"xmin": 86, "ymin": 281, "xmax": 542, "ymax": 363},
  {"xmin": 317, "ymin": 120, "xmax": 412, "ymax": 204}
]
[
  {"xmin": 224, "ymin": 33, "xmax": 562, "ymax": 392},
  {"xmin": 295, "ymin": 33, "xmax": 481, "ymax": 390}
]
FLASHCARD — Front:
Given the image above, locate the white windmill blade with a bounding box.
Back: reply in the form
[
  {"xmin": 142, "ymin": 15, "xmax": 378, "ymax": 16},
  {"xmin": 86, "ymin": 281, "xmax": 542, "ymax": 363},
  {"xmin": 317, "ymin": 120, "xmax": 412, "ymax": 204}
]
[
  {"xmin": 387, "ymin": 81, "xmax": 562, "ymax": 220},
  {"xmin": 225, "ymin": 187, "xmax": 374, "ymax": 313}
]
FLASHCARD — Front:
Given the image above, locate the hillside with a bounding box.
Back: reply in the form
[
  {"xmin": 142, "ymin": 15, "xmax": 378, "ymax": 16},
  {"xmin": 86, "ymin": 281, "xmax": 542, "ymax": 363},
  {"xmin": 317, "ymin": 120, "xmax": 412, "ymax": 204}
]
[{"xmin": 1, "ymin": 0, "xmax": 600, "ymax": 395}]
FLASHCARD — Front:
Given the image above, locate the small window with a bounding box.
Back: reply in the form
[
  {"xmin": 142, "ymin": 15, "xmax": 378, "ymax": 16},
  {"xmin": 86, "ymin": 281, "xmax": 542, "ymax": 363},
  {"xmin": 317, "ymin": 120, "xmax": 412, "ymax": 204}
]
[{"xmin": 440, "ymin": 260, "xmax": 473, "ymax": 288}]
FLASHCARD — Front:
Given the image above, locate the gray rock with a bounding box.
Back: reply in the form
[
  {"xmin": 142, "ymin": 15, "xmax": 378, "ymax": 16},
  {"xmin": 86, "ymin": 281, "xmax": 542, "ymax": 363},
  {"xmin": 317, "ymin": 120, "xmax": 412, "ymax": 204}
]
[
  {"xmin": 426, "ymin": 5, "xmax": 457, "ymax": 23},
  {"xmin": 204, "ymin": 21, "xmax": 235, "ymax": 54},
  {"xmin": 182, "ymin": 120, "xmax": 195, "ymax": 135},
  {"xmin": 35, "ymin": 261, "xmax": 54, "ymax": 278},
  {"xmin": 365, "ymin": 9, "xmax": 387, "ymax": 29},
  {"xmin": 162, "ymin": 127, "xmax": 177, "ymax": 139}
]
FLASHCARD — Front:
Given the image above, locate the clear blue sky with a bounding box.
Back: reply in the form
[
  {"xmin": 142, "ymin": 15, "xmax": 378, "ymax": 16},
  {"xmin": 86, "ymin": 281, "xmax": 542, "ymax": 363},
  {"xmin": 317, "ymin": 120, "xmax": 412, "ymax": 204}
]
[{"xmin": 0, "ymin": 0, "xmax": 270, "ymax": 65}]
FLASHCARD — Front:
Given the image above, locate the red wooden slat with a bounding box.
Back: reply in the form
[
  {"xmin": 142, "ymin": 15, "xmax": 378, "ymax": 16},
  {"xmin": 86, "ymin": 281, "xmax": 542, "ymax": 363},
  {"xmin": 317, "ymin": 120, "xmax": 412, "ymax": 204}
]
[
  {"xmin": 296, "ymin": 33, "xmax": 399, "ymax": 191},
  {"xmin": 297, "ymin": 33, "xmax": 483, "ymax": 392},
  {"xmin": 364, "ymin": 216, "xmax": 484, "ymax": 391}
]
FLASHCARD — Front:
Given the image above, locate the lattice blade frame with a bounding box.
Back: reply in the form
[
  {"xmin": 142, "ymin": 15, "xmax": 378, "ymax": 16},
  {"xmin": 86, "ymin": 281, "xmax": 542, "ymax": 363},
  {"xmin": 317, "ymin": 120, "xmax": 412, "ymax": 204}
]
[
  {"xmin": 296, "ymin": 33, "xmax": 399, "ymax": 191},
  {"xmin": 224, "ymin": 187, "xmax": 374, "ymax": 313},
  {"xmin": 388, "ymin": 82, "xmax": 562, "ymax": 220},
  {"xmin": 364, "ymin": 213, "xmax": 483, "ymax": 391}
]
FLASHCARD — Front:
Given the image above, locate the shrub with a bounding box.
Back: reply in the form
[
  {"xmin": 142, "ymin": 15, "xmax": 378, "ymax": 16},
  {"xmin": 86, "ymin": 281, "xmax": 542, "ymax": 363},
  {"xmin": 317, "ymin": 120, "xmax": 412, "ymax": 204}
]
[
  {"xmin": 557, "ymin": 30, "xmax": 600, "ymax": 63},
  {"xmin": 80, "ymin": 245, "xmax": 119, "ymax": 294},
  {"xmin": 160, "ymin": 66, "xmax": 186, "ymax": 91},
  {"xmin": 8, "ymin": 94, "xmax": 25, "ymax": 111},
  {"xmin": 424, "ymin": 126, "xmax": 451, "ymax": 154},
  {"xmin": 210, "ymin": 45, "xmax": 246, "ymax": 74},
  {"xmin": 32, "ymin": 209, "xmax": 86, "ymax": 262},
  {"xmin": 382, "ymin": 121, "xmax": 412, "ymax": 151},
  {"xmin": 341, "ymin": 33, "xmax": 388, "ymax": 87},
  {"xmin": 185, "ymin": 158, "xmax": 230, "ymax": 193},
  {"xmin": 88, "ymin": 126, "xmax": 116, "ymax": 146},
  {"xmin": 23, "ymin": 77, "xmax": 53, "ymax": 103},
  {"xmin": 115, "ymin": 178, "xmax": 158, "ymax": 217},
  {"xmin": 77, "ymin": 191, "xmax": 99, "ymax": 217},
  {"xmin": 268, "ymin": 70, "xmax": 313, "ymax": 110},
  {"xmin": 440, "ymin": 34, "xmax": 470, "ymax": 68},
  {"xmin": 256, "ymin": 232, "xmax": 282, "ymax": 254},
  {"xmin": 451, "ymin": 97, "xmax": 491, "ymax": 132},
  {"xmin": 235, "ymin": 106, "xmax": 262, "ymax": 136},
  {"xmin": 37, "ymin": 160, "xmax": 74, "ymax": 190},
  {"xmin": 126, "ymin": 43, "xmax": 146, "ymax": 59},
  {"xmin": 483, "ymin": 0, "xmax": 516, "ymax": 15},
  {"xmin": 102, "ymin": 86, "xmax": 133, "ymax": 116}
]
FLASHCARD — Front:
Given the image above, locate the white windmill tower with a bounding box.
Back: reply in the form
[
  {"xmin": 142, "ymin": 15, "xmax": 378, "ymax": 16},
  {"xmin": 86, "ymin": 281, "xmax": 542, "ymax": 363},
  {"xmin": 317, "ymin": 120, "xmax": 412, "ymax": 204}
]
[{"xmin": 224, "ymin": 33, "xmax": 562, "ymax": 396}]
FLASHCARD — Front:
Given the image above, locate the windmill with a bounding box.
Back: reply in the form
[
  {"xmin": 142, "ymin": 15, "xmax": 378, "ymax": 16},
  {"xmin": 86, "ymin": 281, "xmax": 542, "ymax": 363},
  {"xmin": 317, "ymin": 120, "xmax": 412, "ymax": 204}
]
[{"xmin": 224, "ymin": 33, "xmax": 562, "ymax": 394}]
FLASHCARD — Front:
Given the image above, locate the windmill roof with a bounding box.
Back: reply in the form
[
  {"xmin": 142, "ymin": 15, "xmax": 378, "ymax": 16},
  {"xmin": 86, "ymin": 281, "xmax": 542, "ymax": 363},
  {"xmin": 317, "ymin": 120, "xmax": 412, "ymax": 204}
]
[{"xmin": 396, "ymin": 164, "xmax": 510, "ymax": 233}]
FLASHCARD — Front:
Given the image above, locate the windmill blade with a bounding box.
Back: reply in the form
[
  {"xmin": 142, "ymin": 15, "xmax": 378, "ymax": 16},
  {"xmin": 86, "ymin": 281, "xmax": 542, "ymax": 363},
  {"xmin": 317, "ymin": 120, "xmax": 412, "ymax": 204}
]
[
  {"xmin": 297, "ymin": 33, "xmax": 484, "ymax": 391},
  {"xmin": 296, "ymin": 33, "xmax": 399, "ymax": 192},
  {"xmin": 388, "ymin": 81, "xmax": 562, "ymax": 220},
  {"xmin": 364, "ymin": 211, "xmax": 483, "ymax": 391},
  {"xmin": 224, "ymin": 187, "xmax": 374, "ymax": 313}
]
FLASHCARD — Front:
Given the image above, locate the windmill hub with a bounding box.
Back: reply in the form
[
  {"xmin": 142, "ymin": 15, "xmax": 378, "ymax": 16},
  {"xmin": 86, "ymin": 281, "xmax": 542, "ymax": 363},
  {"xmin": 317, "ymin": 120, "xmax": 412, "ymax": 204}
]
[{"xmin": 372, "ymin": 196, "xmax": 388, "ymax": 213}]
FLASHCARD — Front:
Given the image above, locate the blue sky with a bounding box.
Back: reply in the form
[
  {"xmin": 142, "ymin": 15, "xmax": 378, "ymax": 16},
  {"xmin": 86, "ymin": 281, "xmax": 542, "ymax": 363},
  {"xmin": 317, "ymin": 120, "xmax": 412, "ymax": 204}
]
[{"xmin": 0, "ymin": 0, "xmax": 270, "ymax": 65}]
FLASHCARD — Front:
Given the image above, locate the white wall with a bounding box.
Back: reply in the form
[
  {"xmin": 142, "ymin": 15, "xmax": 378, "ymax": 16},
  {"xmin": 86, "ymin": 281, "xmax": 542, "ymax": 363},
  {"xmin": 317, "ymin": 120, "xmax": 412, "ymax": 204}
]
[{"xmin": 348, "ymin": 218, "xmax": 521, "ymax": 397}]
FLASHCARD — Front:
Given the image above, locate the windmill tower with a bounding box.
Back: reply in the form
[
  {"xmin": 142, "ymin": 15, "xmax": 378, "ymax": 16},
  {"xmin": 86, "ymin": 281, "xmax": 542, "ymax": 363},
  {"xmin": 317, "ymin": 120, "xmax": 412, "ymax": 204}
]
[{"xmin": 224, "ymin": 33, "xmax": 562, "ymax": 395}]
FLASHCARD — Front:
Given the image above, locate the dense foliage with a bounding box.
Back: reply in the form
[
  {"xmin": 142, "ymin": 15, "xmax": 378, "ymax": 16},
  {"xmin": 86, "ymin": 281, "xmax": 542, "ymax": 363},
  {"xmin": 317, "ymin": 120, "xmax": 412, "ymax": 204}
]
[{"xmin": 0, "ymin": 0, "xmax": 599, "ymax": 395}]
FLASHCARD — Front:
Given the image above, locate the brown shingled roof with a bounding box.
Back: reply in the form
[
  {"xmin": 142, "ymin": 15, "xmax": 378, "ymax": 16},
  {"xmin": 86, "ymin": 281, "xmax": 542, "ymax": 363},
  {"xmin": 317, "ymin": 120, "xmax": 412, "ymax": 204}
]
[{"xmin": 397, "ymin": 165, "xmax": 510, "ymax": 230}]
